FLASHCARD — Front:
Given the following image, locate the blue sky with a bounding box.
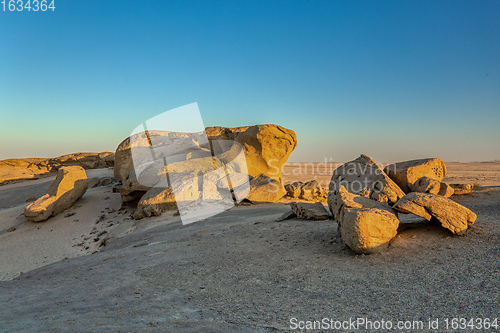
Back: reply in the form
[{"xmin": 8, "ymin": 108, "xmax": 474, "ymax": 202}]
[{"xmin": 1, "ymin": 0, "xmax": 499, "ymax": 162}]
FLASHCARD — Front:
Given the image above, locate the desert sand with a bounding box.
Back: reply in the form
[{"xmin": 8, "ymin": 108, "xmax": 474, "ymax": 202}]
[{"xmin": 0, "ymin": 162, "xmax": 499, "ymax": 331}]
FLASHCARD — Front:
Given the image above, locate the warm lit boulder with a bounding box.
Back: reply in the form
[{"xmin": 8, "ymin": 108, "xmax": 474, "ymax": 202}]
[
  {"xmin": 24, "ymin": 166, "xmax": 88, "ymax": 222},
  {"xmin": 328, "ymin": 154, "xmax": 405, "ymax": 207},
  {"xmin": 384, "ymin": 158, "xmax": 447, "ymax": 193},
  {"xmin": 393, "ymin": 192, "xmax": 476, "ymax": 235},
  {"xmin": 330, "ymin": 186, "xmax": 399, "ymax": 254}
]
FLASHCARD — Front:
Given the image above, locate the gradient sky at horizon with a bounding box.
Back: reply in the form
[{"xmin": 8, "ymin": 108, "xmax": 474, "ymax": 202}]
[{"xmin": 1, "ymin": 0, "xmax": 499, "ymax": 162}]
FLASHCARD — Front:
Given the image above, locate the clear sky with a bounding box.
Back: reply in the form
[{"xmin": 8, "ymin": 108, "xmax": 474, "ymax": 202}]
[{"xmin": 1, "ymin": 0, "xmax": 499, "ymax": 162}]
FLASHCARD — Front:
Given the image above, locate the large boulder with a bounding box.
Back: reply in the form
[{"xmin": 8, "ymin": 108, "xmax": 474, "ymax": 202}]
[
  {"xmin": 328, "ymin": 154, "xmax": 405, "ymax": 207},
  {"xmin": 24, "ymin": 166, "xmax": 88, "ymax": 222},
  {"xmin": 330, "ymin": 186, "xmax": 399, "ymax": 254},
  {"xmin": 222, "ymin": 125, "xmax": 297, "ymax": 183},
  {"xmin": 113, "ymin": 130, "xmax": 210, "ymax": 183},
  {"xmin": 114, "ymin": 125, "xmax": 297, "ymax": 184},
  {"xmin": 0, "ymin": 153, "xmax": 113, "ymax": 184},
  {"xmin": 384, "ymin": 158, "xmax": 447, "ymax": 193},
  {"xmin": 393, "ymin": 192, "xmax": 476, "ymax": 235}
]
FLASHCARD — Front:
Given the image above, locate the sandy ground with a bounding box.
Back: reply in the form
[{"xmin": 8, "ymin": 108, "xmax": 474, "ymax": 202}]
[{"xmin": 0, "ymin": 163, "xmax": 499, "ymax": 331}]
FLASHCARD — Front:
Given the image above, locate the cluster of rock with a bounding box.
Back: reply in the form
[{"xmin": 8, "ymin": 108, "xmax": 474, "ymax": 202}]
[
  {"xmin": 284, "ymin": 180, "xmax": 326, "ymax": 201},
  {"xmin": 113, "ymin": 125, "xmax": 297, "ymax": 219},
  {"xmin": 328, "ymin": 155, "xmax": 477, "ymax": 254},
  {"xmin": 0, "ymin": 152, "xmax": 114, "ymax": 184}
]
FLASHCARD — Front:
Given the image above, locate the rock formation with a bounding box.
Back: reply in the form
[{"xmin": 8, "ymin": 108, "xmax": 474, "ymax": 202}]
[
  {"xmin": 410, "ymin": 176, "xmax": 441, "ymax": 194},
  {"xmin": 330, "ymin": 186, "xmax": 399, "ymax": 254},
  {"xmin": 450, "ymin": 183, "xmax": 473, "ymax": 195},
  {"xmin": 393, "ymin": 192, "xmax": 477, "ymax": 235},
  {"xmin": 285, "ymin": 180, "xmax": 326, "ymax": 201},
  {"xmin": 438, "ymin": 182, "xmax": 454, "ymax": 197},
  {"xmin": 115, "ymin": 125, "xmax": 296, "ymax": 217},
  {"xmin": 290, "ymin": 202, "xmax": 330, "ymax": 220},
  {"xmin": 328, "ymin": 154, "xmax": 405, "ymax": 206},
  {"xmin": 383, "ymin": 158, "xmax": 447, "ymax": 193},
  {"xmin": 24, "ymin": 166, "xmax": 88, "ymax": 222},
  {"xmin": 114, "ymin": 125, "xmax": 297, "ymax": 184},
  {"xmin": 243, "ymin": 174, "xmax": 286, "ymax": 203}
]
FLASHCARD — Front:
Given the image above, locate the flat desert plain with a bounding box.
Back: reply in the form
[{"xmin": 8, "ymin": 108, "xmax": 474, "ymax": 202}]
[{"xmin": 0, "ymin": 162, "xmax": 499, "ymax": 332}]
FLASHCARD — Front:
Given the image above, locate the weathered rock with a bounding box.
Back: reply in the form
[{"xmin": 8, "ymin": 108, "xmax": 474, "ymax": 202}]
[
  {"xmin": 384, "ymin": 158, "xmax": 447, "ymax": 193},
  {"xmin": 410, "ymin": 176, "xmax": 441, "ymax": 194},
  {"xmin": 24, "ymin": 166, "xmax": 88, "ymax": 222},
  {"xmin": 113, "ymin": 130, "xmax": 210, "ymax": 182},
  {"xmin": 290, "ymin": 202, "xmax": 330, "ymax": 220},
  {"xmin": 133, "ymin": 172, "xmax": 201, "ymax": 220},
  {"xmin": 450, "ymin": 183, "xmax": 473, "ymax": 195},
  {"xmin": 393, "ymin": 192, "xmax": 476, "ymax": 235},
  {"xmin": 222, "ymin": 125, "xmax": 297, "ymax": 183},
  {"xmin": 300, "ymin": 180, "xmax": 326, "ymax": 201},
  {"xmin": 438, "ymin": 182, "xmax": 454, "ymax": 197},
  {"xmin": 241, "ymin": 174, "xmax": 286, "ymax": 203},
  {"xmin": 331, "ymin": 186, "xmax": 399, "ymax": 254},
  {"xmin": 328, "ymin": 154, "xmax": 405, "ymax": 207},
  {"xmin": 0, "ymin": 153, "xmax": 113, "ymax": 184},
  {"xmin": 285, "ymin": 181, "xmax": 303, "ymax": 199},
  {"xmin": 115, "ymin": 125, "xmax": 297, "ymax": 184}
]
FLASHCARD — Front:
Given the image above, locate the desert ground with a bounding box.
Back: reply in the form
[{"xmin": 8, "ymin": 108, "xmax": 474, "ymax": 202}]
[{"xmin": 0, "ymin": 162, "xmax": 499, "ymax": 332}]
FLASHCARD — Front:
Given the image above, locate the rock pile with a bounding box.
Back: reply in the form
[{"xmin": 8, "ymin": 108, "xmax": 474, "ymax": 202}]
[
  {"xmin": 113, "ymin": 125, "xmax": 297, "ymax": 219},
  {"xmin": 284, "ymin": 180, "xmax": 326, "ymax": 201},
  {"xmin": 328, "ymin": 155, "xmax": 477, "ymax": 254}
]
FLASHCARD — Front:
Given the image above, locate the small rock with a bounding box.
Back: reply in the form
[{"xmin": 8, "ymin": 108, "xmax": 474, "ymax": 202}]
[
  {"xmin": 276, "ymin": 210, "xmax": 296, "ymax": 221},
  {"xmin": 290, "ymin": 202, "xmax": 330, "ymax": 220},
  {"xmin": 6, "ymin": 227, "xmax": 16, "ymax": 232},
  {"xmin": 450, "ymin": 183, "xmax": 473, "ymax": 195}
]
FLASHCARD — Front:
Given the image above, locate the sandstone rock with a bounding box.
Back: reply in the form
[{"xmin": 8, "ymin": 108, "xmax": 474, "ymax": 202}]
[
  {"xmin": 115, "ymin": 125, "xmax": 297, "ymax": 184},
  {"xmin": 290, "ymin": 202, "xmax": 330, "ymax": 220},
  {"xmin": 393, "ymin": 192, "xmax": 476, "ymax": 235},
  {"xmin": 241, "ymin": 174, "xmax": 286, "ymax": 203},
  {"xmin": 300, "ymin": 180, "xmax": 325, "ymax": 201},
  {"xmin": 133, "ymin": 171, "xmax": 202, "ymax": 220},
  {"xmin": 224, "ymin": 125, "xmax": 297, "ymax": 183},
  {"xmin": 410, "ymin": 176, "xmax": 441, "ymax": 194},
  {"xmin": 384, "ymin": 158, "xmax": 447, "ymax": 193},
  {"xmin": 114, "ymin": 130, "xmax": 210, "ymax": 182},
  {"xmin": 0, "ymin": 153, "xmax": 113, "ymax": 184},
  {"xmin": 285, "ymin": 182, "xmax": 303, "ymax": 199},
  {"xmin": 438, "ymin": 182, "xmax": 454, "ymax": 197},
  {"xmin": 450, "ymin": 183, "xmax": 473, "ymax": 195},
  {"xmin": 24, "ymin": 166, "xmax": 88, "ymax": 222},
  {"xmin": 330, "ymin": 186, "xmax": 399, "ymax": 254},
  {"xmin": 328, "ymin": 154, "xmax": 405, "ymax": 207}
]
